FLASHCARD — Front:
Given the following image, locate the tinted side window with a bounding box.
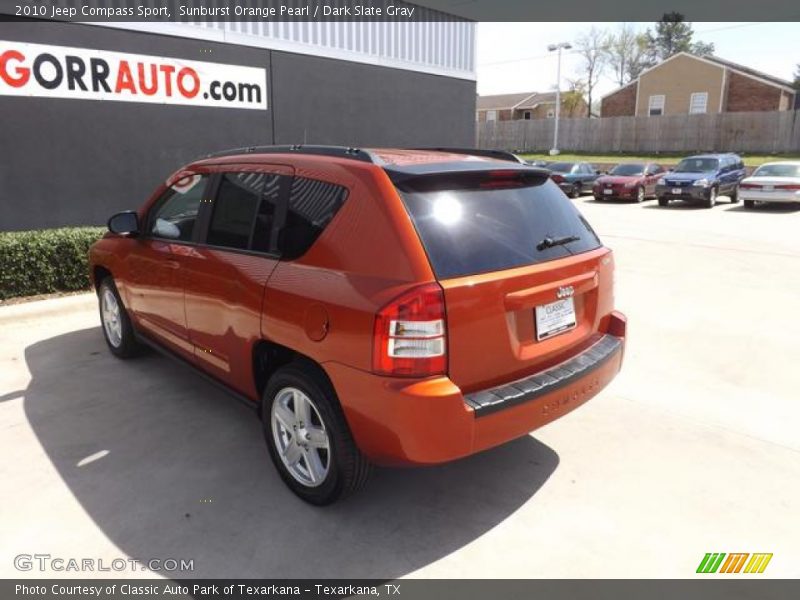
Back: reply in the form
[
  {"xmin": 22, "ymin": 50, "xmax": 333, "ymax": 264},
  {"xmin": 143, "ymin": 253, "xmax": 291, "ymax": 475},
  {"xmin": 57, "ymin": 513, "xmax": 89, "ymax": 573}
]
[
  {"xmin": 207, "ymin": 172, "xmax": 283, "ymax": 251},
  {"xmin": 149, "ymin": 174, "xmax": 208, "ymax": 242},
  {"xmin": 279, "ymin": 177, "xmax": 348, "ymax": 260}
]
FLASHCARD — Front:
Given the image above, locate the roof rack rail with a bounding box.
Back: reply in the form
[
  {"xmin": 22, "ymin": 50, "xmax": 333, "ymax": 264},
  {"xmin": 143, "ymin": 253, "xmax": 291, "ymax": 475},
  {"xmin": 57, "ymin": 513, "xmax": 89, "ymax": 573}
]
[
  {"xmin": 204, "ymin": 144, "xmax": 378, "ymax": 163},
  {"xmin": 412, "ymin": 147, "xmax": 527, "ymax": 164}
]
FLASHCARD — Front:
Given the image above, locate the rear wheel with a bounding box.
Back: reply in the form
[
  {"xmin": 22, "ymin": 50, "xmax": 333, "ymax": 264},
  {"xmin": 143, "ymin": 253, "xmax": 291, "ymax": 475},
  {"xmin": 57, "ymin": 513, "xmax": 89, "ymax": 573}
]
[
  {"xmin": 570, "ymin": 183, "xmax": 581, "ymax": 199},
  {"xmin": 744, "ymin": 200, "xmax": 755, "ymax": 209},
  {"xmin": 657, "ymin": 197, "xmax": 669, "ymax": 207},
  {"xmin": 705, "ymin": 186, "xmax": 717, "ymax": 208},
  {"xmin": 262, "ymin": 363, "xmax": 371, "ymax": 505},
  {"xmin": 729, "ymin": 185, "xmax": 739, "ymax": 203},
  {"xmin": 98, "ymin": 277, "xmax": 143, "ymax": 359}
]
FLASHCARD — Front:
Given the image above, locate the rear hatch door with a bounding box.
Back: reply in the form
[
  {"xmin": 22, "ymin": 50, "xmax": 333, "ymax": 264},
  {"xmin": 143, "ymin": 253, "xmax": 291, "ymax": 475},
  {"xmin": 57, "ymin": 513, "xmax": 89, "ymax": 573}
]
[{"xmin": 395, "ymin": 168, "xmax": 612, "ymax": 392}]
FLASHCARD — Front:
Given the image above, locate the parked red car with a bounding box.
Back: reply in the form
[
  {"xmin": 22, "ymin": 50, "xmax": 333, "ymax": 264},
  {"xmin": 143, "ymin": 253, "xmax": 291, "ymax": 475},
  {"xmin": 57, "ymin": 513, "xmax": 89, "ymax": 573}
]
[
  {"xmin": 592, "ymin": 162, "xmax": 666, "ymax": 202},
  {"xmin": 89, "ymin": 146, "xmax": 627, "ymax": 504}
]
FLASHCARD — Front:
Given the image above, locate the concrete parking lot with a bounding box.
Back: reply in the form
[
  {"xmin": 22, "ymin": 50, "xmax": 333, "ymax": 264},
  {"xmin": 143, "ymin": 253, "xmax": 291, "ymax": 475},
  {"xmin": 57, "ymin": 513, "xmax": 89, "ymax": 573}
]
[{"xmin": 1, "ymin": 196, "xmax": 799, "ymax": 579}]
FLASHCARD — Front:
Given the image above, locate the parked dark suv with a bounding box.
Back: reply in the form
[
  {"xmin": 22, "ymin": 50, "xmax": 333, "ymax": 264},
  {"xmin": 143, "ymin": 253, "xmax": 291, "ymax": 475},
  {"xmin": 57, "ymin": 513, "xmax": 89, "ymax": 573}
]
[
  {"xmin": 655, "ymin": 153, "xmax": 747, "ymax": 208},
  {"xmin": 89, "ymin": 146, "xmax": 626, "ymax": 504}
]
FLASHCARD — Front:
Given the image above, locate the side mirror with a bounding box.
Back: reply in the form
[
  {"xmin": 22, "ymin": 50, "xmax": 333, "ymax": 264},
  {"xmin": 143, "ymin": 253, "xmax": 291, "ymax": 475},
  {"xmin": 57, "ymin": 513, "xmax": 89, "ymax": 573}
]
[
  {"xmin": 108, "ymin": 211, "xmax": 139, "ymax": 236},
  {"xmin": 668, "ymin": 167, "xmax": 674, "ymax": 172}
]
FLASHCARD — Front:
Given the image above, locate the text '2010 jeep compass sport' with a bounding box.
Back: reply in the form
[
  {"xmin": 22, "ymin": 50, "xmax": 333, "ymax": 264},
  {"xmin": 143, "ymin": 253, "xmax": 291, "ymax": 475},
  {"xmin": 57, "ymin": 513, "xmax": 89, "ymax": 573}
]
[{"xmin": 90, "ymin": 146, "xmax": 627, "ymax": 504}]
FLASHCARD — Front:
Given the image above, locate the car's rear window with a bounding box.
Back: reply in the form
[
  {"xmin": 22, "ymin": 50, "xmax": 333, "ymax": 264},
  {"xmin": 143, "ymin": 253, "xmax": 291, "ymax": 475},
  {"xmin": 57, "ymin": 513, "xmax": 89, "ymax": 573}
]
[
  {"xmin": 396, "ymin": 171, "xmax": 602, "ymax": 280},
  {"xmin": 753, "ymin": 164, "xmax": 800, "ymax": 178},
  {"xmin": 548, "ymin": 162, "xmax": 575, "ymax": 173}
]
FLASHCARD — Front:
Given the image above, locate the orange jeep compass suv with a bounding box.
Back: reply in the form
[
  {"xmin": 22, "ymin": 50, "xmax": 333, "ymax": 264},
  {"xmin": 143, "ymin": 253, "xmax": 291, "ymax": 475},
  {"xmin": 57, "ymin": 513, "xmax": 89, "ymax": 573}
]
[{"xmin": 89, "ymin": 146, "xmax": 627, "ymax": 504}]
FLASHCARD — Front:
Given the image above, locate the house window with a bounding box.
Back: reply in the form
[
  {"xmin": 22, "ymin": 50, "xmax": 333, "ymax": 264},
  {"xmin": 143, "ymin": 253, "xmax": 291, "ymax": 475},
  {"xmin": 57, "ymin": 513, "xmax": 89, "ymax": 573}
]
[
  {"xmin": 523, "ymin": 111, "xmax": 531, "ymax": 120},
  {"xmin": 648, "ymin": 95, "xmax": 665, "ymax": 116},
  {"xmin": 689, "ymin": 92, "xmax": 708, "ymax": 114},
  {"xmin": 486, "ymin": 110, "xmax": 497, "ymax": 121},
  {"xmin": 546, "ymin": 109, "xmax": 555, "ymax": 118}
]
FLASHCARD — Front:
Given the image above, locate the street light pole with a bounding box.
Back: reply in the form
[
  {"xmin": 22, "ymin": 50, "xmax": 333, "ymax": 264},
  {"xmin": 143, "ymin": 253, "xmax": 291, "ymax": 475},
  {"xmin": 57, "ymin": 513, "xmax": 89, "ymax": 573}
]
[{"xmin": 548, "ymin": 42, "xmax": 572, "ymax": 156}]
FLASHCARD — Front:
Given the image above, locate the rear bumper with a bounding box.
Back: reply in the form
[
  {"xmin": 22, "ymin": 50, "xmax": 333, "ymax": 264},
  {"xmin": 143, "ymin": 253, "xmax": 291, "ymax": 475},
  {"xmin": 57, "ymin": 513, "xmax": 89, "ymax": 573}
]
[
  {"xmin": 326, "ymin": 312, "xmax": 626, "ymax": 466},
  {"xmin": 740, "ymin": 190, "xmax": 800, "ymax": 203}
]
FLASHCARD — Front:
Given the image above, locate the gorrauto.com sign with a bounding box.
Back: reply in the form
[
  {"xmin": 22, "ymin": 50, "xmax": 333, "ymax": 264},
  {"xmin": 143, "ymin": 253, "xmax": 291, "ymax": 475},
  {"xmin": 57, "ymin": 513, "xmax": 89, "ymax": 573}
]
[{"xmin": 0, "ymin": 40, "xmax": 268, "ymax": 110}]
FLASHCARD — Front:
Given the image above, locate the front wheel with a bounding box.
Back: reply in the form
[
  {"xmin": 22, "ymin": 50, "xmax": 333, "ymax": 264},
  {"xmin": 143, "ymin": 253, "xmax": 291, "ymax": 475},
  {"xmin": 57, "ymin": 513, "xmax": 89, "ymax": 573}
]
[
  {"xmin": 570, "ymin": 183, "xmax": 581, "ymax": 199},
  {"xmin": 98, "ymin": 277, "xmax": 143, "ymax": 358},
  {"xmin": 705, "ymin": 186, "xmax": 717, "ymax": 208},
  {"xmin": 262, "ymin": 363, "xmax": 371, "ymax": 505},
  {"xmin": 636, "ymin": 186, "xmax": 645, "ymax": 203},
  {"xmin": 657, "ymin": 197, "xmax": 669, "ymax": 207},
  {"xmin": 730, "ymin": 185, "xmax": 739, "ymax": 203}
]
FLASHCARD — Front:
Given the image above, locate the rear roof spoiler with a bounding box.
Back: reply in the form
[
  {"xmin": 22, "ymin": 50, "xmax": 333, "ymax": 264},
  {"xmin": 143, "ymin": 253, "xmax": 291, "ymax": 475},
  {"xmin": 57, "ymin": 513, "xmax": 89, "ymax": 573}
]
[{"xmin": 412, "ymin": 148, "xmax": 527, "ymax": 164}]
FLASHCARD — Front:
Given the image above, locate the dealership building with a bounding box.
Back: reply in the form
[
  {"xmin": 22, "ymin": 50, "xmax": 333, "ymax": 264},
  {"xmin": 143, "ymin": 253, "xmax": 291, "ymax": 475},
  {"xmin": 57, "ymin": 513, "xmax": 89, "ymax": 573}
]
[{"xmin": 0, "ymin": 9, "xmax": 476, "ymax": 230}]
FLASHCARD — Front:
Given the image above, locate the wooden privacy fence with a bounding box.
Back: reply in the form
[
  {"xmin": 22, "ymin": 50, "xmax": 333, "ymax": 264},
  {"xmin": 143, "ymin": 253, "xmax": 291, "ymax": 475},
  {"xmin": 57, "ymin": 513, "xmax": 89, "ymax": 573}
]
[{"xmin": 476, "ymin": 110, "xmax": 800, "ymax": 154}]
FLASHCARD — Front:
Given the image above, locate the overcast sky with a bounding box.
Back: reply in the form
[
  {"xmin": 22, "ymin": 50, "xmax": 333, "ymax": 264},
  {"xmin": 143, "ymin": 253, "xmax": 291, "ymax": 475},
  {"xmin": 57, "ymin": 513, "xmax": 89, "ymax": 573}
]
[{"xmin": 476, "ymin": 22, "xmax": 799, "ymax": 98}]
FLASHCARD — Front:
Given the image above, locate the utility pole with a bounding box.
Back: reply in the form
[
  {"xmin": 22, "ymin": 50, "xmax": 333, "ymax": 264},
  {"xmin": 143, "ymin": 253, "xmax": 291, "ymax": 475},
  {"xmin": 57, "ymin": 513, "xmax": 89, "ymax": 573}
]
[{"xmin": 548, "ymin": 42, "xmax": 572, "ymax": 155}]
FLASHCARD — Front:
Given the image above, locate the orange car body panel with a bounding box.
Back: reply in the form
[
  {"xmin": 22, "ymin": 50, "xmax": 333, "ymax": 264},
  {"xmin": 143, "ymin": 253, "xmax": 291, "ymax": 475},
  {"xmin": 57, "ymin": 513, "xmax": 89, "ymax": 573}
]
[{"xmin": 89, "ymin": 149, "xmax": 626, "ymax": 467}]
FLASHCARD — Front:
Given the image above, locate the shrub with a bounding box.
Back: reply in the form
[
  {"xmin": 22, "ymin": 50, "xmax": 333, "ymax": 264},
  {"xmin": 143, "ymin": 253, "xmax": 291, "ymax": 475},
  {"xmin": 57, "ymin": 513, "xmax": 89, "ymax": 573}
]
[{"xmin": 0, "ymin": 227, "xmax": 106, "ymax": 300}]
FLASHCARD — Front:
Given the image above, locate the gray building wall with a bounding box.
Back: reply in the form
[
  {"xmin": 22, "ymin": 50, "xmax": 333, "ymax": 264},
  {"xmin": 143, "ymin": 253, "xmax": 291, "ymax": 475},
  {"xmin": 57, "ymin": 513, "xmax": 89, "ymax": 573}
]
[{"xmin": 0, "ymin": 20, "xmax": 475, "ymax": 231}]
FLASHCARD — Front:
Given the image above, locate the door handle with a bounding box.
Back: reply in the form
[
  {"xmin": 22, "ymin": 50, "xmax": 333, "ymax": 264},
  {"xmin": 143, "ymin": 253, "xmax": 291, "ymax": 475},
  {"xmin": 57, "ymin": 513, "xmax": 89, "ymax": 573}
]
[{"xmin": 164, "ymin": 260, "xmax": 180, "ymax": 270}]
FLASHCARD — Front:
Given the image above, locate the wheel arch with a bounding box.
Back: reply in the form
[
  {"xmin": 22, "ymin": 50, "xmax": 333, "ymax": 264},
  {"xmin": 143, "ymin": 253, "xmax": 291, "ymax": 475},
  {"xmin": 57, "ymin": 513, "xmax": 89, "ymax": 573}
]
[
  {"xmin": 92, "ymin": 265, "xmax": 113, "ymax": 291},
  {"xmin": 252, "ymin": 340, "xmax": 339, "ymax": 417}
]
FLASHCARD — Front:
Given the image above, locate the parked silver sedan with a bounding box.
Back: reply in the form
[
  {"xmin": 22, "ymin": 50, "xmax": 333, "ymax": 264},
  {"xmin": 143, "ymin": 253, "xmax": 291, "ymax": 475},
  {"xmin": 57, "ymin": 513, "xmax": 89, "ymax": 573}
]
[{"xmin": 740, "ymin": 162, "xmax": 800, "ymax": 209}]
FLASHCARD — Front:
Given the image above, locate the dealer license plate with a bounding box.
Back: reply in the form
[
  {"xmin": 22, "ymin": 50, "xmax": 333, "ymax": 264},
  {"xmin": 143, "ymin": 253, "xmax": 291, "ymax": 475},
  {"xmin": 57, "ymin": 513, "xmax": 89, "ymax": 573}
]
[
  {"xmin": 535, "ymin": 297, "xmax": 577, "ymax": 341},
  {"xmin": 671, "ymin": 188, "xmax": 682, "ymax": 194},
  {"xmin": 603, "ymin": 189, "xmax": 613, "ymax": 195}
]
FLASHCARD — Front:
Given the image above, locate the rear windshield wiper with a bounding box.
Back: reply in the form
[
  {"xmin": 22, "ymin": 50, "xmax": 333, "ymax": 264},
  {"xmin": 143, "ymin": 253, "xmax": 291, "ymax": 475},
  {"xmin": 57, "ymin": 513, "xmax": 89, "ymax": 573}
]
[{"xmin": 536, "ymin": 234, "xmax": 581, "ymax": 251}]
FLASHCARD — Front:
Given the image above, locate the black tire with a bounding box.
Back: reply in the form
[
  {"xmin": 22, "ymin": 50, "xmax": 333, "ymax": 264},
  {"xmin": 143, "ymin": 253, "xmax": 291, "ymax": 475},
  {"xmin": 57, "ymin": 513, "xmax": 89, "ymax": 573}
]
[
  {"xmin": 729, "ymin": 185, "xmax": 739, "ymax": 203},
  {"xmin": 262, "ymin": 362, "xmax": 371, "ymax": 505},
  {"xmin": 570, "ymin": 183, "xmax": 581, "ymax": 199},
  {"xmin": 744, "ymin": 200, "xmax": 755, "ymax": 209},
  {"xmin": 657, "ymin": 197, "xmax": 669, "ymax": 207},
  {"xmin": 705, "ymin": 186, "xmax": 717, "ymax": 209},
  {"xmin": 636, "ymin": 186, "xmax": 645, "ymax": 203},
  {"xmin": 97, "ymin": 277, "xmax": 143, "ymax": 359}
]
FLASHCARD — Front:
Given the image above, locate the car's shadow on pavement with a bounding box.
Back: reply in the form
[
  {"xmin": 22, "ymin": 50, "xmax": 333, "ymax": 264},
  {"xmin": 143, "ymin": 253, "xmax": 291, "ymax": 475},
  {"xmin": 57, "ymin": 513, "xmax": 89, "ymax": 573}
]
[
  {"xmin": 641, "ymin": 202, "xmax": 714, "ymax": 210},
  {"xmin": 23, "ymin": 328, "xmax": 559, "ymax": 578}
]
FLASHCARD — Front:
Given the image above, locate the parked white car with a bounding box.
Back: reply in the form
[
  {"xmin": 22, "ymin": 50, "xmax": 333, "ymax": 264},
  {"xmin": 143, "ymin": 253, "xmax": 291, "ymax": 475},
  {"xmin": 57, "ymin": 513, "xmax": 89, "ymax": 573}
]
[{"xmin": 739, "ymin": 162, "xmax": 800, "ymax": 209}]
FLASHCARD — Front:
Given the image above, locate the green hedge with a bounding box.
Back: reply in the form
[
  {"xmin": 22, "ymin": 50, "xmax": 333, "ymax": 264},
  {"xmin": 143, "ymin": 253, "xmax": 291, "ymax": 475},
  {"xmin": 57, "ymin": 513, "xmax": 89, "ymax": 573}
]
[{"xmin": 0, "ymin": 227, "xmax": 106, "ymax": 300}]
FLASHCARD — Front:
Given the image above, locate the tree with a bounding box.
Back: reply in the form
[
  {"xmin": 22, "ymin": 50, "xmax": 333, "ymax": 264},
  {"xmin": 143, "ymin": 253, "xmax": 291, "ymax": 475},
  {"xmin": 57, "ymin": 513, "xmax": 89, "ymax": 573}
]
[
  {"xmin": 574, "ymin": 27, "xmax": 610, "ymax": 117},
  {"xmin": 605, "ymin": 24, "xmax": 649, "ymax": 86},
  {"xmin": 562, "ymin": 79, "xmax": 587, "ymax": 118},
  {"xmin": 643, "ymin": 13, "xmax": 715, "ymax": 65}
]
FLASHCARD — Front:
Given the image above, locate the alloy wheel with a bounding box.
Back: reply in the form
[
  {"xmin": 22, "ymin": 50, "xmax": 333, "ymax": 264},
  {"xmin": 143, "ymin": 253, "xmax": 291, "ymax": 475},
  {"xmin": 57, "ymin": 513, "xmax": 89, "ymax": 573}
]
[
  {"xmin": 271, "ymin": 387, "xmax": 331, "ymax": 488},
  {"xmin": 101, "ymin": 288, "xmax": 123, "ymax": 348}
]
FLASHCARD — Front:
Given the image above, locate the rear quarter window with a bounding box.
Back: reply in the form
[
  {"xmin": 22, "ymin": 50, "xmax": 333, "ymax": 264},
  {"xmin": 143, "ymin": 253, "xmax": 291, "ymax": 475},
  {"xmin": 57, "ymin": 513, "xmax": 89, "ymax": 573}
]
[
  {"xmin": 397, "ymin": 171, "xmax": 602, "ymax": 280},
  {"xmin": 279, "ymin": 177, "xmax": 348, "ymax": 260}
]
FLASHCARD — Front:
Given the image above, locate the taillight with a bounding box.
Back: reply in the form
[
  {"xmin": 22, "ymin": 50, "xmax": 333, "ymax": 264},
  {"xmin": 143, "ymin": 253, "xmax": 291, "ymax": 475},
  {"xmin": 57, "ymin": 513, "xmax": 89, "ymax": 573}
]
[
  {"xmin": 372, "ymin": 283, "xmax": 447, "ymax": 377},
  {"xmin": 551, "ymin": 174, "xmax": 564, "ymax": 183},
  {"xmin": 778, "ymin": 184, "xmax": 800, "ymax": 190},
  {"xmin": 740, "ymin": 183, "xmax": 758, "ymax": 189}
]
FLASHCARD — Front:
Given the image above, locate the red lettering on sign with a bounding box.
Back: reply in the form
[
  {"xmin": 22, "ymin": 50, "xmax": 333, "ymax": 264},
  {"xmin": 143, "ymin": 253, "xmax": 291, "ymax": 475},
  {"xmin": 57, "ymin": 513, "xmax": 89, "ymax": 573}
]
[
  {"xmin": 0, "ymin": 50, "xmax": 30, "ymax": 88},
  {"xmin": 137, "ymin": 63, "xmax": 158, "ymax": 96},
  {"xmin": 176, "ymin": 67, "xmax": 199, "ymax": 98},
  {"xmin": 159, "ymin": 64, "xmax": 175, "ymax": 97},
  {"xmin": 115, "ymin": 60, "xmax": 137, "ymax": 94}
]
